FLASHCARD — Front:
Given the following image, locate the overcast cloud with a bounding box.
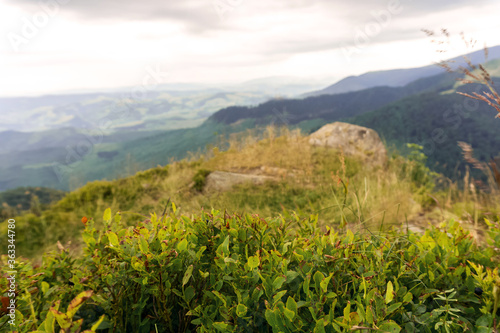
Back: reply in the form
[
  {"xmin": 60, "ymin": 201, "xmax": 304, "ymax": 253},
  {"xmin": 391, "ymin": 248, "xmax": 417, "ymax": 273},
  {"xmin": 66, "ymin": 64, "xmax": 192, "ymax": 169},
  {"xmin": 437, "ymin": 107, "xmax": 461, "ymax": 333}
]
[{"xmin": 1, "ymin": 0, "xmax": 499, "ymax": 96}]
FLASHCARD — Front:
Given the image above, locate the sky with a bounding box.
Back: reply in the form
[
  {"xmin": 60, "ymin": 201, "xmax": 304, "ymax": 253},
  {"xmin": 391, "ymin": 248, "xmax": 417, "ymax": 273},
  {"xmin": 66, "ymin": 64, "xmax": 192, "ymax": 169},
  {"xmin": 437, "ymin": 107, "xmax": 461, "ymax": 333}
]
[{"xmin": 1, "ymin": 0, "xmax": 500, "ymax": 97}]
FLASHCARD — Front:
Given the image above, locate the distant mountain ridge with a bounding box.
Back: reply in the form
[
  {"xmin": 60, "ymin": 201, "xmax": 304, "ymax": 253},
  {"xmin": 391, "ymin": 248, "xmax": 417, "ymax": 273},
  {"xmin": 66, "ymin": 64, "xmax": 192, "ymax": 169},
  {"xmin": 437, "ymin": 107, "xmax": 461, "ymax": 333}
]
[
  {"xmin": 209, "ymin": 71, "xmax": 459, "ymax": 126},
  {"xmin": 304, "ymin": 45, "xmax": 500, "ymax": 97},
  {"xmin": 348, "ymin": 89, "xmax": 500, "ymax": 181}
]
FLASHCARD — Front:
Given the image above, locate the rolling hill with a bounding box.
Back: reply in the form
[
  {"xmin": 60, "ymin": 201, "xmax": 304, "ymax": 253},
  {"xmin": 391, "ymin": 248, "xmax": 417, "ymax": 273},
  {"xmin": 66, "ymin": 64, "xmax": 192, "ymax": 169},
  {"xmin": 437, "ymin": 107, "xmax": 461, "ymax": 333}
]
[{"xmin": 348, "ymin": 90, "xmax": 500, "ymax": 180}]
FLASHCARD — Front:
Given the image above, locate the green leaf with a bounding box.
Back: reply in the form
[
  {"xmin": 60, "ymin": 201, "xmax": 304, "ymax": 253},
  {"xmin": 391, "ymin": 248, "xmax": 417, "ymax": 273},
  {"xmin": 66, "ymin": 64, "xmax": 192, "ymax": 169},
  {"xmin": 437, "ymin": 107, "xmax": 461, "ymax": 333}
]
[
  {"xmin": 265, "ymin": 309, "xmax": 279, "ymax": 328},
  {"xmin": 313, "ymin": 271, "xmax": 325, "ymax": 291},
  {"xmin": 90, "ymin": 315, "xmax": 106, "ymax": 331},
  {"xmin": 50, "ymin": 309, "xmax": 71, "ymax": 330},
  {"xmin": 213, "ymin": 322, "xmax": 228, "ymax": 331},
  {"xmin": 285, "ymin": 270, "xmax": 299, "ymax": 281},
  {"xmin": 476, "ymin": 327, "xmax": 493, "ymax": 333},
  {"xmin": 366, "ymin": 306, "xmax": 374, "ymax": 324},
  {"xmin": 403, "ymin": 292, "xmax": 413, "ymax": 303},
  {"xmin": 386, "ymin": 302, "xmax": 402, "ymax": 314},
  {"xmin": 177, "ymin": 239, "xmax": 188, "ymax": 252},
  {"xmin": 476, "ymin": 314, "xmax": 493, "ymax": 327},
  {"xmin": 82, "ymin": 232, "xmax": 96, "ymax": 246},
  {"xmin": 224, "ymin": 257, "xmax": 238, "ymax": 264},
  {"xmin": 378, "ymin": 320, "xmax": 401, "ymax": 333},
  {"xmin": 103, "ymin": 208, "xmax": 111, "ymax": 222},
  {"xmin": 273, "ymin": 290, "xmax": 287, "ymax": 305},
  {"xmin": 212, "ymin": 290, "xmax": 227, "ymax": 307},
  {"xmin": 183, "ymin": 265, "xmax": 194, "ymax": 286},
  {"xmin": 43, "ymin": 309, "xmax": 55, "ymax": 333},
  {"xmin": 247, "ymin": 256, "xmax": 259, "ymax": 269},
  {"xmin": 356, "ymin": 301, "xmax": 366, "ymax": 322},
  {"xmin": 41, "ymin": 281, "xmax": 49, "ymax": 294},
  {"xmin": 184, "ymin": 286, "xmax": 195, "ymax": 303},
  {"xmin": 286, "ymin": 297, "xmax": 298, "ymax": 316},
  {"xmin": 196, "ymin": 246, "xmax": 207, "ymax": 260},
  {"xmin": 397, "ymin": 286, "xmax": 407, "ymax": 298},
  {"xmin": 199, "ymin": 270, "xmax": 209, "ymax": 278},
  {"xmin": 139, "ymin": 237, "xmax": 149, "ymax": 253},
  {"xmin": 385, "ymin": 281, "xmax": 394, "ymax": 304},
  {"xmin": 314, "ymin": 318, "xmax": 326, "ymax": 333},
  {"xmin": 273, "ymin": 276, "xmax": 286, "ymax": 291},
  {"xmin": 107, "ymin": 232, "xmax": 119, "ymax": 247},
  {"xmin": 320, "ymin": 273, "xmax": 333, "ymax": 293},
  {"xmin": 343, "ymin": 302, "xmax": 351, "ymax": 322},
  {"xmin": 236, "ymin": 304, "xmax": 247, "ymax": 317},
  {"xmin": 67, "ymin": 290, "xmax": 93, "ymax": 318},
  {"xmin": 303, "ymin": 274, "xmax": 311, "ymax": 297},
  {"xmin": 346, "ymin": 229, "xmax": 354, "ymax": 243},
  {"xmin": 114, "ymin": 213, "xmax": 121, "ymax": 225},
  {"xmin": 218, "ymin": 235, "xmax": 230, "ymax": 256},
  {"xmin": 283, "ymin": 308, "xmax": 295, "ymax": 321}
]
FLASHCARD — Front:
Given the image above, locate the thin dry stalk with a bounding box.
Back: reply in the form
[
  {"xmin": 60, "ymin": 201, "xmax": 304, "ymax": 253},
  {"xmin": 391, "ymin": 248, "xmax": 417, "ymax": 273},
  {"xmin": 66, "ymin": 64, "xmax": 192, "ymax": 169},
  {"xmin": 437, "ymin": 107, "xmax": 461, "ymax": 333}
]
[{"xmin": 423, "ymin": 29, "xmax": 500, "ymax": 118}]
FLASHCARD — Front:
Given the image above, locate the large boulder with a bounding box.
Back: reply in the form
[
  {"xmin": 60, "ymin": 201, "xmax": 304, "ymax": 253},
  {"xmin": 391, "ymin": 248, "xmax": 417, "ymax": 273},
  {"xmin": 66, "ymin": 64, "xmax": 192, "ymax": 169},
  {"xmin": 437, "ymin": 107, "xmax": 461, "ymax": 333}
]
[
  {"xmin": 308, "ymin": 122, "xmax": 387, "ymax": 166},
  {"xmin": 204, "ymin": 171, "xmax": 277, "ymax": 192}
]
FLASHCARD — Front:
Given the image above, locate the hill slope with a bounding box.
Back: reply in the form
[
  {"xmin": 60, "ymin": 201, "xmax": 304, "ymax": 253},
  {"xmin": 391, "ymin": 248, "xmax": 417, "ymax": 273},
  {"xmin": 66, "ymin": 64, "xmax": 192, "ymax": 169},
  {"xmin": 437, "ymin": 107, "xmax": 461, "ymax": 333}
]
[
  {"xmin": 1, "ymin": 128, "xmax": 446, "ymax": 259},
  {"xmin": 209, "ymin": 72, "xmax": 458, "ymax": 126},
  {"xmin": 304, "ymin": 45, "xmax": 500, "ymax": 97},
  {"xmin": 348, "ymin": 88, "xmax": 500, "ymax": 180}
]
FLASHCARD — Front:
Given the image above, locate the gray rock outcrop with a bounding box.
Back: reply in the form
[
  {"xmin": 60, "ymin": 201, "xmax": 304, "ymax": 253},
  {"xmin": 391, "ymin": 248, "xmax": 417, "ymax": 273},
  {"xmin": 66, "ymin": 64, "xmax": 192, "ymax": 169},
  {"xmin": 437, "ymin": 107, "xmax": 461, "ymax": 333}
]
[
  {"xmin": 204, "ymin": 171, "xmax": 277, "ymax": 192},
  {"xmin": 308, "ymin": 122, "xmax": 387, "ymax": 166}
]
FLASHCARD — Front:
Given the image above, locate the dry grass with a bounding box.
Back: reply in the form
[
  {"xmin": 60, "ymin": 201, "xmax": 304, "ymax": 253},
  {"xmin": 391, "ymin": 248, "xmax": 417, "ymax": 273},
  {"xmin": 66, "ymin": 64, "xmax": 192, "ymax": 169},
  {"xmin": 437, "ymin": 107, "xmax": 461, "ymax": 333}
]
[
  {"xmin": 203, "ymin": 126, "xmax": 314, "ymax": 175},
  {"xmin": 162, "ymin": 128, "xmax": 426, "ymax": 233}
]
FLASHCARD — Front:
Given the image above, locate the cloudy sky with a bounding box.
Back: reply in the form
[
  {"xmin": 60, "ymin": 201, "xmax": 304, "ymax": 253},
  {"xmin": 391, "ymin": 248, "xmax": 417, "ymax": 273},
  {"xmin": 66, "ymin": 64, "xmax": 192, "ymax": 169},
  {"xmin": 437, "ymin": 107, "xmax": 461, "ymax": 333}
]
[{"xmin": 1, "ymin": 0, "xmax": 500, "ymax": 97}]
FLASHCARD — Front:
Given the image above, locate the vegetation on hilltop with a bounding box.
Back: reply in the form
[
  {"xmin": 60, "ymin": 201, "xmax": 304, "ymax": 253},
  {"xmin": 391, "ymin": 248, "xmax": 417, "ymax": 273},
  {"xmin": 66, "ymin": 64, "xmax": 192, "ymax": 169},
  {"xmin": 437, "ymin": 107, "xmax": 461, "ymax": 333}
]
[
  {"xmin": 0, "ymin": 187, "xmax": 66, "ymax": 220},
  {"xmin": 2, "ymin": 126, "xmax": 499, "ymax": 262}
]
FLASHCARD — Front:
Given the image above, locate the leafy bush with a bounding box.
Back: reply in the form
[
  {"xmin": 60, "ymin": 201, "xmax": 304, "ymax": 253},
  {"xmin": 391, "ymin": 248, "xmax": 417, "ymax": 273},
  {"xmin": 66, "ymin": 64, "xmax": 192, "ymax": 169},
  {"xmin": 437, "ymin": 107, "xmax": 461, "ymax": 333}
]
[
  {"xmin": 192, "ymin": 169, "xmax": 212, "ymax": 192},
  {"xmin": 401, "ymin": 144, "xmax": 439, "ymax": 209},
  {"xmin": 2, "ymin": 205, "xmax": 500, "ymax": 332}
]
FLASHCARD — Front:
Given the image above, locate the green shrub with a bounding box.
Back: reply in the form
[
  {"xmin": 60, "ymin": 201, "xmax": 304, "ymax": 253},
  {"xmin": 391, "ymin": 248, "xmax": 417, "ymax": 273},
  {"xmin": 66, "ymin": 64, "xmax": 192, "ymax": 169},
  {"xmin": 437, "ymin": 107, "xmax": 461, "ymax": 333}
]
[
  {"xmin": 2, "ymin": 206, "xmax": 500, "ymax": 332},
  {"xmin": 192, "ymin": 169, "xmax": 212, "ymax": 192}
]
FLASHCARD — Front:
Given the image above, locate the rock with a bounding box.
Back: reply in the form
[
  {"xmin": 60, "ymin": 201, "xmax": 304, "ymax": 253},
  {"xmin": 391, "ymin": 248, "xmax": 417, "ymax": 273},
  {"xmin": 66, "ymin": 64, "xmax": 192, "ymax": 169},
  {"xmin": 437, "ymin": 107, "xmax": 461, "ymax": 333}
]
[
  {"xmin": 308, "ymin": 122, "xmax": 387, "ymax": 166},
  {"xmin": 204, "ymin": 171, "xmax": 277, "ymax": 192}
]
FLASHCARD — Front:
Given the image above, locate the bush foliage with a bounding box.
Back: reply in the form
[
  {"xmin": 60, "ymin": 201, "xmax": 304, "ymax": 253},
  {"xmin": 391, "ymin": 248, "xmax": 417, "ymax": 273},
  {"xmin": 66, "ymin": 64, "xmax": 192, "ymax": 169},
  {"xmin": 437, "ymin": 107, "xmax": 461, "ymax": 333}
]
[{"xmin": 2, "ymin": 206, "xmax": 500, "ymax": 332}]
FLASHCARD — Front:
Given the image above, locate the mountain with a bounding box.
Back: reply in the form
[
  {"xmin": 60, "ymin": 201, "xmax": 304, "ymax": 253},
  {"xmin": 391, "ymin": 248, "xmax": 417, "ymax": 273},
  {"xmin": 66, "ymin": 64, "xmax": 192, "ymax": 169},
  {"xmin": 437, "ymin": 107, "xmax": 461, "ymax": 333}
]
[
  {"xmin": 304, "ymin": 45, "xmax": 500, "ymax": 97},
  {"xmin": 347, "ymin": 88, "xmax": 500, "ymax": 181},
  {"xmin": 209, "ymin": 72, "xmax": 459, "ymax": 126},
  {"xmin": 230, "ymin": 76, "xmax": 331, "ymax": 97}
]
